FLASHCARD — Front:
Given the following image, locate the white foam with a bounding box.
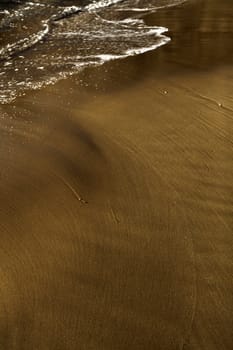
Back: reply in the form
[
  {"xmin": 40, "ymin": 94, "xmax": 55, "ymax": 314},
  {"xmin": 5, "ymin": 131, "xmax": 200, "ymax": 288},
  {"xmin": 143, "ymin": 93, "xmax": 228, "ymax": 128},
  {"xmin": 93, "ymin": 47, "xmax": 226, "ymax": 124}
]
[
  {"xmin": 51, "ymin": 6, "xmax": 82, "ymax": 21},
  {"xmin": 116, "ymin": 0, "xmax": 188, "ymax": 12},
  {"xmin": 58, "ymin": 26, "xmax": 165, "ymax": 38},
  {"xmin": 86, "ymin": 0, "xmax": 123, "ymax": 12},
  {"xmin": 0, "ymin": 28, "xmax": 169, "ymax": 104},
  {"xmin": 96, "ymin": 15, "xmax": 144, "ymax": 26},
  {"xmin": 0, "ymin": 23, "xmax": 49, "ymax": 60},
  {"xmin": 0, "ymin": 0, "xmax": 179, "ymax": 104},
  {"xmin": 117, "ymin": 7, "xmax": 156, "ymax": 12},
  {"xmin": 76, "ymin": 27, "xmax": 169, "ymax": 63}
]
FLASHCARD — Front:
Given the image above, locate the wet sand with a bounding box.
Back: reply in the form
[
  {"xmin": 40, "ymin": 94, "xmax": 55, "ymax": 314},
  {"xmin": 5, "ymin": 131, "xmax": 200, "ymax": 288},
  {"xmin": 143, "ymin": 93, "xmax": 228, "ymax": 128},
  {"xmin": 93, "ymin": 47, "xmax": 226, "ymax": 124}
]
[{"xmin": 0, "ymin": 0, "xmax": 233, "ymax": 349}]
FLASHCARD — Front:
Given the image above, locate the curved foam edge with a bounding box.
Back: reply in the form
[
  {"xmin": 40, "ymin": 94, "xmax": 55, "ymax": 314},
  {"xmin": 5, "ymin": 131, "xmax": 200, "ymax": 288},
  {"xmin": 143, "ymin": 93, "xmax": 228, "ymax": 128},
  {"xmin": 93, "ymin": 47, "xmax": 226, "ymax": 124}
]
[
  {"xmin": 0, "ymin": 29, "xmax": 170, "ymax": 104},
  {"xmin": 0, "ymin": 23, "xmax": 49, "ymax": 61}
]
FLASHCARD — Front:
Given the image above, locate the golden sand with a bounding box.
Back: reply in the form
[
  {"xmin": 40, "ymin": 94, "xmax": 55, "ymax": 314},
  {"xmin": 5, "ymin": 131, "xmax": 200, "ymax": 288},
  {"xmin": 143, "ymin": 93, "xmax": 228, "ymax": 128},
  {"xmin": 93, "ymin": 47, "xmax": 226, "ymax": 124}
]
[{"xmin": 0, "ymin": 0, "xmax": 232, "ymax": 349}]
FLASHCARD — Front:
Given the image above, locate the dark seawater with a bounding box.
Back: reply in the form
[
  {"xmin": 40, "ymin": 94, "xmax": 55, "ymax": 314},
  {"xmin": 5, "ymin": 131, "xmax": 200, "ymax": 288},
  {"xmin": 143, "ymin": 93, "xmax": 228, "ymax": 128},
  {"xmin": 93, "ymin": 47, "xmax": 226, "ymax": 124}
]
[{"xmin": 0, "ymin": 0, "xmax": 186, "ymax": 103}]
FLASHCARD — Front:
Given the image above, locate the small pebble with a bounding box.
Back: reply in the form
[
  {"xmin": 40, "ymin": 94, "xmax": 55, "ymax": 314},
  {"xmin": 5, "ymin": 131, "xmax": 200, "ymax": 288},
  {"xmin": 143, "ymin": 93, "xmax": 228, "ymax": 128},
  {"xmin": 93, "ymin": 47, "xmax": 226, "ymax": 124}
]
[
  {"xmin": 164, "ymin": 90, "xmax": 168, "ymax": 94},
  {"xmin": 218, "ymin": 102, "xmax": 222, "ymax": 107}
]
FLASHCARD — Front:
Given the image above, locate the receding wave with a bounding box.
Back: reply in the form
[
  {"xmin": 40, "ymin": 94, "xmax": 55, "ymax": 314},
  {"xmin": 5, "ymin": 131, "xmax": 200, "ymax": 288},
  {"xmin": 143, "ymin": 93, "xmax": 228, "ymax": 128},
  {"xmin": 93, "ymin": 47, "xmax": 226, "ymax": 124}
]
[{"xmin": 0, "ymin": 0, "xmax": 187, "ymax": 104}]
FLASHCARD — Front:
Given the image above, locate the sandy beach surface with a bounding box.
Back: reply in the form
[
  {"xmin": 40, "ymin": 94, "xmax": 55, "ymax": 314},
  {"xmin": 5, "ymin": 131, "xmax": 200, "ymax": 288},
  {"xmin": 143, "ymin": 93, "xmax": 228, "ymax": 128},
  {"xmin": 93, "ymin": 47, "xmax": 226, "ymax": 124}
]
[{"xmin": 0, "ymin": 0, "xmax": 232, "ymax": 349}]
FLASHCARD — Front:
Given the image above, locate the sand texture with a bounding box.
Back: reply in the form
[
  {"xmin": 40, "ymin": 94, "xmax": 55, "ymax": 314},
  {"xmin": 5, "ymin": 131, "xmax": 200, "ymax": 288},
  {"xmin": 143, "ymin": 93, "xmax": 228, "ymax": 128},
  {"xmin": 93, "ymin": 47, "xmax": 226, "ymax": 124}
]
[{"xmin": 0, "ymin": 0, "xmax": 232, "ymax": 349}]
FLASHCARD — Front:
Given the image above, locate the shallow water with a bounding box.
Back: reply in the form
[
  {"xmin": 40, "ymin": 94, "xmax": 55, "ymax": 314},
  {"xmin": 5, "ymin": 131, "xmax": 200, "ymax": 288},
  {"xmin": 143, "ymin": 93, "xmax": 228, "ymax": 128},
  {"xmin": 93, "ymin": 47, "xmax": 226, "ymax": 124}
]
[{"xmin": 0, "ymin": 0, "xmax": 186, "ymax": 103}]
